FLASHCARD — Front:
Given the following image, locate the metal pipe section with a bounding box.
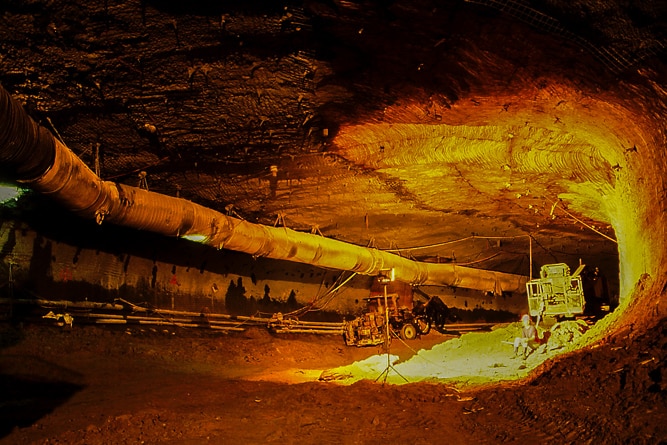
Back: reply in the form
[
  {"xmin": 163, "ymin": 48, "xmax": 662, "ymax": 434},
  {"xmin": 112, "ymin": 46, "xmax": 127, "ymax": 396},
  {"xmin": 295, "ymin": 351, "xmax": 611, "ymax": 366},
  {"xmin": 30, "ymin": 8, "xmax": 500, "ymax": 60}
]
[
  {"xmin": 0, "ymin": 84, "xmax": 527, "ymax": 294},
  {"xmin": 0, "ymin": 85, "xmax": 56, "ymax": 180}
]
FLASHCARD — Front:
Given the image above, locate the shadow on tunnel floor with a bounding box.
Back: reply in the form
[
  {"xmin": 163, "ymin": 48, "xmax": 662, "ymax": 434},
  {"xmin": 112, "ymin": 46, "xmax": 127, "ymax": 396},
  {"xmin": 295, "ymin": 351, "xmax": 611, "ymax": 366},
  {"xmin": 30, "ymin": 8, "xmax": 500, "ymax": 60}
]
[
  {"xmin": 0, "ymin": 321, "xmax": 24, "ymax": 351},
  {"xmin": 0, "ymin": 355, "xmax": 85, "ymax": 438}
]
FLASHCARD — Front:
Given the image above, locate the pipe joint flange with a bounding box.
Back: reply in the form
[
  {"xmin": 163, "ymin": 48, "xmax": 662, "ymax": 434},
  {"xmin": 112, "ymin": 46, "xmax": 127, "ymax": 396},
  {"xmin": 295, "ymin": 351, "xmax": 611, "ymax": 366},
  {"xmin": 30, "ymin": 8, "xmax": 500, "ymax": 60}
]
[
  {"xmin": 357, "ymin": 247, "xmax": 384, "ymax": 276},
  {"xmin": 412, "ymin": 261, "xmax": 430, "ymax": 285}
]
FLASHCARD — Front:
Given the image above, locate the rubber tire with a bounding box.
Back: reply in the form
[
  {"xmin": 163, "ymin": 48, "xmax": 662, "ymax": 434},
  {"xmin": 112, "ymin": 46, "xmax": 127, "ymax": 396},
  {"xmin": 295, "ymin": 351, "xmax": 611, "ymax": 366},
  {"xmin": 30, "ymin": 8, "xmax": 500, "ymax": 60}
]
[{"xmin": 400, "ymin": 323, "xmax": 418, "ymax": 340}]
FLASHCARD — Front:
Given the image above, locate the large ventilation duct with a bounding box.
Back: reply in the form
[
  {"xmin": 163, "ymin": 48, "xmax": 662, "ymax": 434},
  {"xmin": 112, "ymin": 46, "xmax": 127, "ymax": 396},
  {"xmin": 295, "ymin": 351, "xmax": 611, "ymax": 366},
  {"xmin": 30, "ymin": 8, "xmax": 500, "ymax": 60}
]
[{"xmin": 0, "ymin": 84, "xmax": 527, "ymax": 294}]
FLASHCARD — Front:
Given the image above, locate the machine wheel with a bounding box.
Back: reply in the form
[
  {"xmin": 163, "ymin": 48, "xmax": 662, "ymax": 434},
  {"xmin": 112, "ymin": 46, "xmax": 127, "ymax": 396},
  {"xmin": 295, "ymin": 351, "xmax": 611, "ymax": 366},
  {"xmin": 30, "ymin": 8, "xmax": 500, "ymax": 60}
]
[
  {"xmin": 415, "ymin": 316, "xmax": 431, "ymax": 335},
  {"xmin": 400, "ymin": 323, "xmax": 418, "ymax": 340}
]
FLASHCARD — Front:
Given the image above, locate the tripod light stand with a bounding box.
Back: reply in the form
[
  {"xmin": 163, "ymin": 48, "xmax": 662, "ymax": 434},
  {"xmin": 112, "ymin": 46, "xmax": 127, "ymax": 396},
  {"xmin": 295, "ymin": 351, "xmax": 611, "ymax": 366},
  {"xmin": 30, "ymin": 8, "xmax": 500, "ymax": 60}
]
[{"xmin": 375, "ymin": 268, "xmax": 408, "ymax": 383}]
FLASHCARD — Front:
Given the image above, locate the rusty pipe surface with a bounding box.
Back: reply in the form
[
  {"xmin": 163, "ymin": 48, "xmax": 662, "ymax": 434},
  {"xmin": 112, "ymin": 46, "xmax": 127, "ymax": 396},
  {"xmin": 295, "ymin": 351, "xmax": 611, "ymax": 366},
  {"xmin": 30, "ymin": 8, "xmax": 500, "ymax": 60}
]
[{"xmin": 0, "ymin": 84, "xmax": 527, "ymax": 293}]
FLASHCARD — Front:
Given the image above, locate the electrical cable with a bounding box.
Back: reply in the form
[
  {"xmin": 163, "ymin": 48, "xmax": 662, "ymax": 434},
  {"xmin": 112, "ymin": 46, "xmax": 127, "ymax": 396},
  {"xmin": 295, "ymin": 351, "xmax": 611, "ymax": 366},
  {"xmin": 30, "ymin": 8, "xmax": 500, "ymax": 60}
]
[
  {"xmin": 454, "ymin": 252, "xmax": 501, "ymax": 266},
  {"xmin": 551, "ymin": 201, "xmax": 618, "ymax": 244},
  {"xmin": 284, "ymin": 271, "xmax": 358, "ymax": 317},
  {"xmin": 381, "ymin": 234, "xmax": 532, "ymax": 253}
]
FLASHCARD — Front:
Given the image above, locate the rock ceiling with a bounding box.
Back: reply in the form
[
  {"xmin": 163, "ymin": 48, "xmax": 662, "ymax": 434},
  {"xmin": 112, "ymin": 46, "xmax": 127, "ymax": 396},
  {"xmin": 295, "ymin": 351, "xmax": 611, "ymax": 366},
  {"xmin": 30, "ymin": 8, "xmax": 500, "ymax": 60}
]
[{"xmin": 1, "ymin": 0, "xmax": 666, "ymax": 297}]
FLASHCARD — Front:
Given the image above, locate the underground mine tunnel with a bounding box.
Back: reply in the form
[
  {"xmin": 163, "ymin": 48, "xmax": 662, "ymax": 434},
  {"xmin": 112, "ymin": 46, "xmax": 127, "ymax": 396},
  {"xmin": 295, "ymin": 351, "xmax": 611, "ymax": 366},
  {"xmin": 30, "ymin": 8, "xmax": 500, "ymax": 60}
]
[{"xmin": 0, "ymin": 0, "xmax": 666, "ymax": 443}]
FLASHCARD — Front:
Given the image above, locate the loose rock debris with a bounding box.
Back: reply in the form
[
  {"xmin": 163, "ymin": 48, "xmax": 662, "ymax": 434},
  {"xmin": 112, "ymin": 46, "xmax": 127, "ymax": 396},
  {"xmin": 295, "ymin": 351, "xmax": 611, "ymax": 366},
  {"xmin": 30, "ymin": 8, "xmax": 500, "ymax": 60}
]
[{"xmin": 1, "ymin": 316, "xmax": 666, "ymax": 444}]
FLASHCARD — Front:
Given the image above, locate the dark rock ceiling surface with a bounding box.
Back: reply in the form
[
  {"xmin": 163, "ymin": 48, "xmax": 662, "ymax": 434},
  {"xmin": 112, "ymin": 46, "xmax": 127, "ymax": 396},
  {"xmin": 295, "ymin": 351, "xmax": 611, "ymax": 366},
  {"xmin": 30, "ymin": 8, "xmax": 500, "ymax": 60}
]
[{"xmin": 1, "ymin": 0, "xmax": 666, "ymax": 292}]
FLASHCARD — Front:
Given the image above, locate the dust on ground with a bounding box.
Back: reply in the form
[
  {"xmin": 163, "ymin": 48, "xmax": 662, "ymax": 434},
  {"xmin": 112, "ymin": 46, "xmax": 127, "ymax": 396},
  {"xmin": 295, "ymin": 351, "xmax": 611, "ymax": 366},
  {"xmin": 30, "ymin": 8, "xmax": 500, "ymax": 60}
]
[{"xmin": 1, "ymin": 315, "xmax": 666, "ymax": 444}]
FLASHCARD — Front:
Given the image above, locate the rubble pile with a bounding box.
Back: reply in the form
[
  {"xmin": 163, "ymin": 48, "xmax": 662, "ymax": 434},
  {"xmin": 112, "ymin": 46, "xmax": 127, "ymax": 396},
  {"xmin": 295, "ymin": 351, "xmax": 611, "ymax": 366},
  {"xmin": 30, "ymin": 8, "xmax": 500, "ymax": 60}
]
[{"xmin": 545, "ymin": 320, "xmax": 591, "ymax": 351}]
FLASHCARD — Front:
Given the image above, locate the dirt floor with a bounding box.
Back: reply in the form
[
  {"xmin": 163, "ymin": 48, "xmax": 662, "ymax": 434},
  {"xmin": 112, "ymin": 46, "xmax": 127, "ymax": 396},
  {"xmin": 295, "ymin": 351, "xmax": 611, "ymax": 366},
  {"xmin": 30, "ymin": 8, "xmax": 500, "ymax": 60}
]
[{"xmin": 1, "ymin": 316, "xmax": 667, "ymax": 445}]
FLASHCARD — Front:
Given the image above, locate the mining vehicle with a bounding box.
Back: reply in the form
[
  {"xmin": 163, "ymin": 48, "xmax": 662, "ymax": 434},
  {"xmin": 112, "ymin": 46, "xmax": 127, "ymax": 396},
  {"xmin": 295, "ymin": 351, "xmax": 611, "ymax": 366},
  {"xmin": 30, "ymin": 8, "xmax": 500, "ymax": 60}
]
[
  {"xmin": 526, "ymin": 262, "xmax": 586, "ymax": 319},
  {"xmin": 342, "ymin": 293, "xmax": 431, "ymax": 346},
  {"xmin": 342, "ymin": 293, "xmax": 457, "ymax": 347}
]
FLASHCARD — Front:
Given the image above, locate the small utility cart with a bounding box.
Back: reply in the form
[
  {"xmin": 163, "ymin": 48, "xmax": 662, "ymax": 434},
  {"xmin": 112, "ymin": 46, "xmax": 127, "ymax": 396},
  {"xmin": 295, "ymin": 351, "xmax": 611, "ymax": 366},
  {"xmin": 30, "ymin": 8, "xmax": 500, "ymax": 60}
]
[{"xmin": 526, "ymin": 263, "xmax": 586, "ymax": 319}]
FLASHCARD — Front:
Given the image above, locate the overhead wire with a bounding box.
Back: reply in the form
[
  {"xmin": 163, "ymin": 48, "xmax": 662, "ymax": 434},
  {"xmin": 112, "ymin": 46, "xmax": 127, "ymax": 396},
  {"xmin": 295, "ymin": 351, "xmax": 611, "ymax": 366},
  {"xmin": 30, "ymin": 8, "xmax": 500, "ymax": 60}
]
[
  {"xmin": 550, "ymin": 201, "xmax": 618, "ymax": 244},
  {"xmin": 380, "ymin": 234, "xmax": 532, "ymax": 253}
]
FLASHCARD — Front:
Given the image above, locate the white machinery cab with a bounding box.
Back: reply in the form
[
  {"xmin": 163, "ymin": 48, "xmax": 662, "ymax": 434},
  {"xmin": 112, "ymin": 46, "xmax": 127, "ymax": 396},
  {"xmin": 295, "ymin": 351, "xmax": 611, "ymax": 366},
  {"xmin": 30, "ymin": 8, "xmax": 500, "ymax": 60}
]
[{"xmin": 526, "ymin": 263, "xmax": 586, "ymax": 318}]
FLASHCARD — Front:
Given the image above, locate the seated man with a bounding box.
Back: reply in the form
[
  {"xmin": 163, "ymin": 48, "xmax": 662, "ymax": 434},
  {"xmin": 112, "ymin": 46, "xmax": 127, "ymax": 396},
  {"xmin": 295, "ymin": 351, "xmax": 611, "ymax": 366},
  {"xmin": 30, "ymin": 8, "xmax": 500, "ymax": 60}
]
[{"xmin": 514, "ymin": 314, "xmax": 540, "ymax": 358}]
